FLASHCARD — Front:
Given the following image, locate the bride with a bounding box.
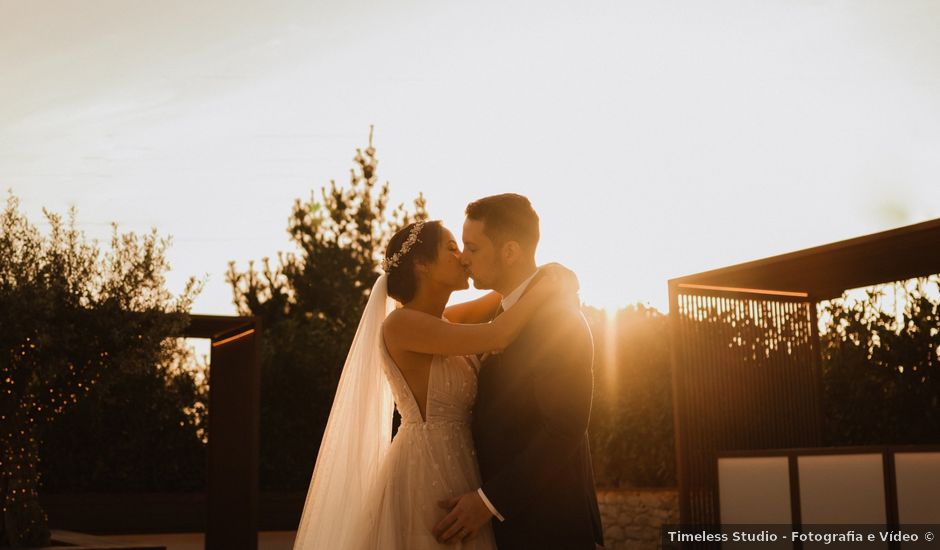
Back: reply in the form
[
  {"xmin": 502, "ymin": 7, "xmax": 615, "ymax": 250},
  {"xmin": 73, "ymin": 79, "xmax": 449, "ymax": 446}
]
[{"xmin": 292, "ymin": 219, "xmax": 575, "ymax": 549}]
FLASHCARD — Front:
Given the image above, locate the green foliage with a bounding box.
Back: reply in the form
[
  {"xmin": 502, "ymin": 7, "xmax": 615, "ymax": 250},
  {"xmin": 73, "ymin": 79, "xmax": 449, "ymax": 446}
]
[
  {"xmin": 227, "ymin": 129, "xmax": 427, "ymax": 490},
  {"xmin": 0, "ymin": 192, "xmax": 202, "ymax": 546},
  {"xmin": 584, "ymin": 304, "xmax": 676, "ymax": 488},
  {"xmin": 819, "ymin": 277, "xmax": 940, "ymax": 445},
  {"xmin": 38, "ymin": 345, "xmax": 208, "ymax": 493}
]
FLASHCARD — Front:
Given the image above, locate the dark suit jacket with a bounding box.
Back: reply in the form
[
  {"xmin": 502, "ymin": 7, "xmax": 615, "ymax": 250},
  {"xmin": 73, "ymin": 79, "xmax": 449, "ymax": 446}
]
[{"xmin": 472, "ymin": 288, "xmax": 604, "ymax": 549}]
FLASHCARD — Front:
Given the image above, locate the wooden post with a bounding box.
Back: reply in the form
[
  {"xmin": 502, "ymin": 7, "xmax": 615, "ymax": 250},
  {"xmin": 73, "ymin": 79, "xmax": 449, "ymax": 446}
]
[{"xmin": 205, "ymin": 319, "xmax": 261, "ymax": 550}]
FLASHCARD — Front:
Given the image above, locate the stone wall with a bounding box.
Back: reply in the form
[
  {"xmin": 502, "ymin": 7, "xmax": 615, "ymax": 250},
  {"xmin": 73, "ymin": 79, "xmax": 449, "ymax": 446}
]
[{"xmin": 597, "ymin": 488, "xmax": 678, "ymax": 549}]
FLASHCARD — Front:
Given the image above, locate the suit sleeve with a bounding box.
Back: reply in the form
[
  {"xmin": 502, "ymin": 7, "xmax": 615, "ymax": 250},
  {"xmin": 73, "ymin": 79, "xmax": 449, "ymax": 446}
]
[{"xmin": 479, "ymin": 302, "xmax": 594, "ymax": 519}]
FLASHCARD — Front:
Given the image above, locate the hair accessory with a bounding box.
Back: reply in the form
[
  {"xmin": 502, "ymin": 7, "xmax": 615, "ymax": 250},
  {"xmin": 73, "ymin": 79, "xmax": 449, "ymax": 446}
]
[{"xmin": 382, "ymin": 220, "xmax": 425, "ymax": 272}]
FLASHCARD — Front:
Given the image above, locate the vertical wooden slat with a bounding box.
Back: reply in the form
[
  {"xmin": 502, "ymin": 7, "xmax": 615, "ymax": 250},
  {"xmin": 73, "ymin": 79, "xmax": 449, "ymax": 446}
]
[
  {"xmin": 688, "ymin": 293, "xmax": 702, "ymax": 524},
  {"xmin": 809, "ymin": 300, "xmax": 826, "ymax": 445},
  {"xmin": 772, "ymin": 299, "xmax": 787, "ymax": 445}
]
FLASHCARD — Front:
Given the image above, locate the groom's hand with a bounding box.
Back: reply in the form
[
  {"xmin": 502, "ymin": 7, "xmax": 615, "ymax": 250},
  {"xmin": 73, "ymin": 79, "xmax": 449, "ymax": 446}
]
[{"xmin": 433, "ymin": 491, "xmax": 493, "ymax": 544}]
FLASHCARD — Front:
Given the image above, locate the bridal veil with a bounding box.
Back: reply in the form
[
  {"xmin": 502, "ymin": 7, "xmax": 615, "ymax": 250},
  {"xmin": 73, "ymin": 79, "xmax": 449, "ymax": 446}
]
[{"xmin": 293, "ymin": 274, "xmax": 396, "ymax": 549}]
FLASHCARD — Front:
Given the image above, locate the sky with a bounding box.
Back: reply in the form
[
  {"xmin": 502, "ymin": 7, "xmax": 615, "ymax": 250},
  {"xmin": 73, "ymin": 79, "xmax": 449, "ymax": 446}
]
[{"xmin": 2, "ymin": 0, "xmax": 939, "ymax": 315}]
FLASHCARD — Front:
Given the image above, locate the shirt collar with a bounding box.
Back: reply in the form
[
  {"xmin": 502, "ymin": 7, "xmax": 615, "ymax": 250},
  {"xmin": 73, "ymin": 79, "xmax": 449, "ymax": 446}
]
[{"xmin": 500, "ymin": 268, "xmax": 540, "ymax": 312}]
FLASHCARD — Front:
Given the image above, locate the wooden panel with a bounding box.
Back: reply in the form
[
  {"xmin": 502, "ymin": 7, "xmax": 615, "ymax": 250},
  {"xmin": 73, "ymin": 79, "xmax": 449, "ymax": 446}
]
[
  {"xmin": 797, "ymin": 454, "xmax": 886, "ymax": 524},
  {"xmin": 894, "ymin": 452, "xmax": 940, "ymax": 524},
  {"xmin": 718, "ymin": 456, "xmax": 791, "ymax": 524}
]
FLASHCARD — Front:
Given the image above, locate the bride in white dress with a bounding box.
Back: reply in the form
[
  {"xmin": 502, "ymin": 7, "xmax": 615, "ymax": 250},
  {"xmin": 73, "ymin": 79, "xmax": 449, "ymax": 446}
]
[{"xmin": 292, "ymin": 219, "xmax": 570, "ymax": 550}]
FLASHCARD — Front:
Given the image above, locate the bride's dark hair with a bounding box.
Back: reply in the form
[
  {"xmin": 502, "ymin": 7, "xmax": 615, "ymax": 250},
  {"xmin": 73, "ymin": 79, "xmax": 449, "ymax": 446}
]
[{"xmin": 385, "ymin": 220, "xmax": 443, "ymax": 303}]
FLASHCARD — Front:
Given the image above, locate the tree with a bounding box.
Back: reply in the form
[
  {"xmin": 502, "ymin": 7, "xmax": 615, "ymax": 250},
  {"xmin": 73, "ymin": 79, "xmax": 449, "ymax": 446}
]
[
  {"xmin": 0, "ymin": 192, "xmax": 201, "ymax": 546},
  {"xmin": 38, "ymin": 344, "xmax": 209, "ymax": 494},
  {"xmin": 819, "ymin": 276, "xmax": 940, "ymax": 445},
  {"xmin": 585, "ymin": 304, "xmax": 676, "ymax": 488},
  {"xmin": 226, "ymin": 128, "xmax": 427, "ymax": 490}
]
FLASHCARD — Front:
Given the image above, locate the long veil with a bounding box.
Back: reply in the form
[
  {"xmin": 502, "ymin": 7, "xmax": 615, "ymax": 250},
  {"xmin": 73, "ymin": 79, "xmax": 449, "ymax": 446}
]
[{"xmin": 293, "ymin": 274, "xmax": 397, "ymax": 549}]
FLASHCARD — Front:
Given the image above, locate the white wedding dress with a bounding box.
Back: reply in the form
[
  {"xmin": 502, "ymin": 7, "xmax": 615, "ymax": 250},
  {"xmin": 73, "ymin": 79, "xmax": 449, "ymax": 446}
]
[
  {"xmin": 351, "ymin": 351, "xmax": 497, "ymax": 549},
  {"xmin": 292, "ymin": 274, "xmax": 496, "ymax": 550}
]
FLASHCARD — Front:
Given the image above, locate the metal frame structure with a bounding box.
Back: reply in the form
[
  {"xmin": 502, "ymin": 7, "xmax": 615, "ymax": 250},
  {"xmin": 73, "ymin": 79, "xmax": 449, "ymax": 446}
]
[{"xmin": 667, "ymin": 218, "xmax": 940, "ymax": 526}]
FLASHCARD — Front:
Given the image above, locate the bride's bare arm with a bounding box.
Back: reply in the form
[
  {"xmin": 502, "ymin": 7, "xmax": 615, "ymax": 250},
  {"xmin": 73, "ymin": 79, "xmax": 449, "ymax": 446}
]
[
  {"xmin": 442, "ymin": 263, "xmax": 577, "ymax": 324},
  {"xmin": 443, "ymin": 291, "xmax": 502, "ymax": 324},
  {"xmin": 383, "ymin": 278, "xmax": 559, "ymax": 357}
]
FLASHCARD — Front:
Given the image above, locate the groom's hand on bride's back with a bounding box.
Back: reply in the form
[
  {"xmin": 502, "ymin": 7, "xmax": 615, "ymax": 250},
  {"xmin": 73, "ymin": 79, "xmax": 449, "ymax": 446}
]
[{"xmin": 433, "ymin": 491, "xmax": 493, "ymax": 544}]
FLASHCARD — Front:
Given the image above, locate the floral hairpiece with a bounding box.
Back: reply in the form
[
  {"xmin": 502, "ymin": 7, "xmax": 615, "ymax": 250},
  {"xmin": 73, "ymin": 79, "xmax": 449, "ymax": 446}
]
[{"xmin": 382, "ymin": 220, "xmax": 425, "ymax": 272}]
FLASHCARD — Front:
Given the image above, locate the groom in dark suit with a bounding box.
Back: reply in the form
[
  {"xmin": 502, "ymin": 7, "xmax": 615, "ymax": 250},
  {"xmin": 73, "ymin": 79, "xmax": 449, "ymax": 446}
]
[{"xmin": 433, "ymin": 193, "xmax": 604, "ymax": 549}]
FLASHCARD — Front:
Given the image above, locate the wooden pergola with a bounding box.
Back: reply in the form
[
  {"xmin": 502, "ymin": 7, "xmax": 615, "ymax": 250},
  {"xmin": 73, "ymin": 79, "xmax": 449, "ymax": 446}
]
[
  {"xmin": 667, "ymin": 217, "xmax": 940, "ymax": 525},
  {"xmin": 40, "ymin": 315, "xmax": 263, "ymax": 547}
]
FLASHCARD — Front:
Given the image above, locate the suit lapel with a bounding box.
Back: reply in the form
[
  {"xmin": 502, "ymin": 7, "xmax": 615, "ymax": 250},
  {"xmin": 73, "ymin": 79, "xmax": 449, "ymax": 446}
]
[{"xmin": 480, "ymin": 270, "xmax": 546, "ymax": 365}]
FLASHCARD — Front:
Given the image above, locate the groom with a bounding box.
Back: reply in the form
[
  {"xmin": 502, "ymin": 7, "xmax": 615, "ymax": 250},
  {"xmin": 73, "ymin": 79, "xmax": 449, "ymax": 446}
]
[{"xmin": 433, "ymin": 193, "xmax": 604, "ymax": 549}]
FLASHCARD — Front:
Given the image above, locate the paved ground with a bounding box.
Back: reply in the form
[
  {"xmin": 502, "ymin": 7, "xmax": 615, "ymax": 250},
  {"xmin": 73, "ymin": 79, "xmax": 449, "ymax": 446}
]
[{"xmin": 98, "ymin": 531, "xmax": 296, "ymax": 550}]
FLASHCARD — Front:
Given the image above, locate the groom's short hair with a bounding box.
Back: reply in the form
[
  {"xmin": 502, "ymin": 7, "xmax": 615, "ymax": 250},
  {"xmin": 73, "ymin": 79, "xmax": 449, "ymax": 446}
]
[{"xmin": 465, "ymin": 193, "xmax": 539, "ymax": 253}]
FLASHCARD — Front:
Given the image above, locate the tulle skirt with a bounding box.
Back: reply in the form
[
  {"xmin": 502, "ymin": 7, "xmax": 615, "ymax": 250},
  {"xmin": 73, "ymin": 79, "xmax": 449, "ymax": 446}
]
[{"xmin": 353, "ymin": 421, "xmax": 497, "ymax": 550}]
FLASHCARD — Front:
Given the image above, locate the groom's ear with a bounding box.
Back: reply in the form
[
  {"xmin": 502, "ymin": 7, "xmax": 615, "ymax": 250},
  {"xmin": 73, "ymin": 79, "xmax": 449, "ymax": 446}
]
[{"xmin": 500, "ymin": 240, "xmax": 522, "ymax": 265}]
